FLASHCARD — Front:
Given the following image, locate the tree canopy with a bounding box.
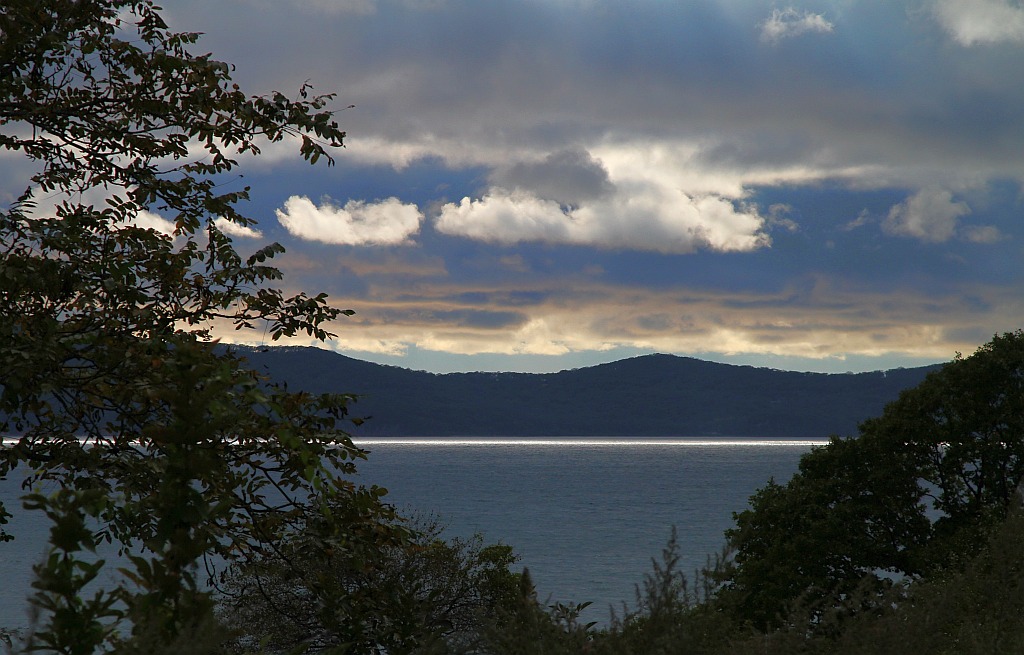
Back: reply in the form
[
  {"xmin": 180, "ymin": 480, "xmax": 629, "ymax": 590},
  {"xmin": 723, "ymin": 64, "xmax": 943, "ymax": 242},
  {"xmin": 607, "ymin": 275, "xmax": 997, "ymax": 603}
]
[
  {"xmin": 0, "ymin": 1, "xmax": 396, "ymax": 651},
  {"xmin": 218, "ymin": 514, "xmax": 528, "ymax": 655},
  {"xmin": 720, "ymin": 330, "xmax": 1024, "ymax": 630}
]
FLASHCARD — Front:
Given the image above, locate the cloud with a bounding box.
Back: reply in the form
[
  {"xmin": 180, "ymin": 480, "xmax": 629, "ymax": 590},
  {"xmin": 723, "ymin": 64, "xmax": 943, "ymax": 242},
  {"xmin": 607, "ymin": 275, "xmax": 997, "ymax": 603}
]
[
  {"xmin": 180, "ymin": 0, "xmax": 1024, "ymax": 198},
  {"xmin": 489, "ymin": 149, "xmax": 613, "ymax": 206},
  {"xmin": 261, "ymin": 275, "xmax": 1023, "ymax": 368},
  {"xmin": 252, "ymin": 2, "xmax": 1024, "ymax": 153},
  {"xmin": 232, "ymin": 0, "xmax": 376, "ymax": 15},
  {"xmin": 301, "ymin": 0, "xmax": 376, "ymax": 14},
  {"xmin": 435, "ymin": 186, "xmax": 768, "ymax": 254},
  {"xmin": 961, "ymin": 224, "xmax": 1005, "ymax": 243},
  {"xmin": 765, "ymin": 204, "xmax": 800, "ymax": 232},
  {"xmin": 842, "ymin": 209, "xmax": 873, "ymax": 232},
  {"xmin": 275, "ymin": 195, "xmax": 423, "ymax": 245},
  {"xmin": 265, "ymin": 0, "xmax": 446, "ymax": 15},
  {"xmin": 435, "ymin": 140, "xmax": 776, "ymax": 254},
  {"xmin": 215, "ymin": 217, "xmax": 264, "ymax": 239},
  {"xmin": 760, "ymin": 8, "xmax": 835, "ymax": 44},
  {"xmin": 883, "ymin": 187, "xmax": 971, "ymax": 242},
  {"xmin": 130, "ymin": 210, "xmax": 178, "ymax": 235},
  {"xmin": 932, "ymin": 0, "xmax": 1024, "ymax": 46}
]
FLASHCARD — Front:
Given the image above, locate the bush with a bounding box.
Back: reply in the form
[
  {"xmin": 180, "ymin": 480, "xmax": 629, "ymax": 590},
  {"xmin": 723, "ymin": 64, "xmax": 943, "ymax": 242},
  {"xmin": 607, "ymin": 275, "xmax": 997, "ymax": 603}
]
[{"xmin": 217, "ymin": 515, "xmax": 530, "ymax": 654}]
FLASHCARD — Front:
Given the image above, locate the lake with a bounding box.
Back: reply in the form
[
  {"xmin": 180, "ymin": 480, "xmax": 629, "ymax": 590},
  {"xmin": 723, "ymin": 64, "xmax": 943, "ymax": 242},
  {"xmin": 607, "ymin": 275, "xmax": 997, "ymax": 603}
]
[
  {"xmin": 353, "ymin": 437, "xmax": 822, "ymax": 619},
  {"xmin": 0, "ymin": 437, "xmax": 822, "ymax": 629}
]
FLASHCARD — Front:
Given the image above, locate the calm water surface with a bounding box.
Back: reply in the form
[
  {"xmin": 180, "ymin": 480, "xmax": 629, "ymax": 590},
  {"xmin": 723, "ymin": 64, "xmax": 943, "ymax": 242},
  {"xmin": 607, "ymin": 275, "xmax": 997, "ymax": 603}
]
[
  {"xmin": 352, "ymin": 437, "xmax": 822, "ymax": 618},
  {"xmin": 0, "ymin": 437, "xmax": 822, "ymax": 628}
]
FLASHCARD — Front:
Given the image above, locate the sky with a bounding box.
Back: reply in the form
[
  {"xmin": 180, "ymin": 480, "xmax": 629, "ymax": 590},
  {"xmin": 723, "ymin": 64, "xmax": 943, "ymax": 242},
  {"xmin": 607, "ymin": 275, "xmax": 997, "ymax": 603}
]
[{"xmin": 16, "ymin": 0, "xmax": 1024, "ymax": 373}]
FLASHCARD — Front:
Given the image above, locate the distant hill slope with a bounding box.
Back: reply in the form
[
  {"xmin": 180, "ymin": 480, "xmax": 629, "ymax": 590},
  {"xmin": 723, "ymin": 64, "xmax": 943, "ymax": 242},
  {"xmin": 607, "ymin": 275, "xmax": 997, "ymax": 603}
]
[{"xmin": 228, "ymin": 346, "xmax": 941, "ymax": 438}]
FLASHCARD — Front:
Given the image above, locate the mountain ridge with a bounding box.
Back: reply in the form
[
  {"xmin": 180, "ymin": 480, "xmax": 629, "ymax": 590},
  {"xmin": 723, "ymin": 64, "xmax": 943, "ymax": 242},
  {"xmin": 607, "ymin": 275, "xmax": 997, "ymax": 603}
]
[{"xmin": 226, "ymin": 345, "xmax": 942, "ymax": 438}]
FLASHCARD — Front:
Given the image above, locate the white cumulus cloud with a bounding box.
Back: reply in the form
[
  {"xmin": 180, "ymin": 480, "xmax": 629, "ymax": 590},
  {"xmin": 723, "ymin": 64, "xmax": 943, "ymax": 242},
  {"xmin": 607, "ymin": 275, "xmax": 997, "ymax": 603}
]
[
  {"xmin": 215, "ymin": 218, "xmax": 264, "ymax": 239},
  {"xmin": 435, "ymin": 186, "xmax": 767, "ymax": 254},
  {"xmin": 883, "ymin": 187, "xmax": 970, "ymax": 242},
  {"xmin": 130, "ymin": 210, "xmax": 178, "ymax": 235},
  {"xmin": 275, "ymin": 195, "xmax": 423, "ymax": 245},
  {"xmin": 760, "ymin": 8, "xmax": 835, "ymax": 44},
  {"xmin": 932, "ymin": 0, "xmax": 1024, "ymax": 46}
]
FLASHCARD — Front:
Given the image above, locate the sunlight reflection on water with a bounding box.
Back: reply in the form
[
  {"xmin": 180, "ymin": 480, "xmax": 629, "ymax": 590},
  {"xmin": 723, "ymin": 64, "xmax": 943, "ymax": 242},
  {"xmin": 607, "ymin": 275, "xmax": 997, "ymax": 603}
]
[{"xmin": 354, "ymin": 437, "xmax": 828, "ymax": 447}]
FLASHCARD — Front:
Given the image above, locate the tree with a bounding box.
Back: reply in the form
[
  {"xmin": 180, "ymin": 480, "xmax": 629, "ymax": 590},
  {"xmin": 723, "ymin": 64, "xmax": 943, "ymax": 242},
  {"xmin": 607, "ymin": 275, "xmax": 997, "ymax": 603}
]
[
  {"xmin": 218, "ymin": 515, "xmax": 525, "ymax": 655},
  {"xmin": 591, "ymin": 528, "xmax": 733, "ymax": 655},
  {"xmin": 717, "ymin": 500, "xmax": 1024, "ymax": 655},
  {"xmin": 719, "ymin": 331, "xmax": 1024, "ymax": 631},
  {"xmin": 0, "ymin": 1, "xmax": 397, "ymax": 651},
  {"xmin": 719, "ymin": 433, "xmax": 929, "ymax": 630}
]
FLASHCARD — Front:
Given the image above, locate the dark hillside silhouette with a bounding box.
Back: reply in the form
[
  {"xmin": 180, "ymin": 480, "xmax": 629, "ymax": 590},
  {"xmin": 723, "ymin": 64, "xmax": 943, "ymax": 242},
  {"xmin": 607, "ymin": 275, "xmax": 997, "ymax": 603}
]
[{"xmin": 230, "ymin": 346, "xmax": 940, "ymax": 437}]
